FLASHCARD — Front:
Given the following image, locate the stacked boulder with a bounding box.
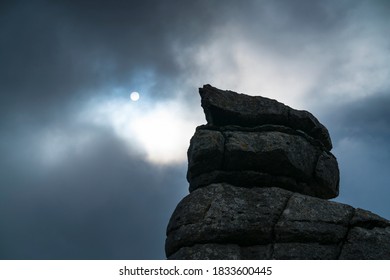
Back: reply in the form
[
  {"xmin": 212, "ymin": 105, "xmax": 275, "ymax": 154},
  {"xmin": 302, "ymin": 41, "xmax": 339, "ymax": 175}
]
[{"xmin": 165, "ymin": 85, "xmax": 390, "ymax": 259}]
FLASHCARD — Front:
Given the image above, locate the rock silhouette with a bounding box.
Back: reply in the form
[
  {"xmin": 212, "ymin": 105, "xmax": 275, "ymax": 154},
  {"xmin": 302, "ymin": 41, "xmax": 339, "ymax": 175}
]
[{"xmin": 165, "ymin": 85, "xmax": 390, "ymax": 259}]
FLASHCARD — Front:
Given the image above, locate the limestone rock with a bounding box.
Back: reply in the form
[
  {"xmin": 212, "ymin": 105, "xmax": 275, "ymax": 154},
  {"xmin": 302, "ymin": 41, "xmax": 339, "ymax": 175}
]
[
  {"xmin": 189, "ymin": 170, "xmax": 303, "ymax": 193},
  {"xmin": 187, "ymin": 127, "xmax": 339, "ymax": 199},
  {"xmin": 350, "ymin": 208, "xmax": 390, "ymax": 229},
  {"xmin": 169, "ymin": 244, "xmax": 242, "ymax": 260},
  {"xmin": 186, "ymin": 85, "xmax": 340, "ymax": 199},
  {"xmin": 273, "ymin": 243, "xmax": 339, "ymax": 260},
  {"xmin": 166, "ymin": 183, "xmax": 390, "ymax": 259},
  {"xmin": 200, "ymin": 84, "xmax": 332, "ymax": 150},
  {"xmin": 224, "ymin": 131, "xmax": 318, "ymax": 178},
  {"xmin": 169, "ymin": 243, "xmax": 273, "ymax": 260},
  {"xmin": 339, "ymin": 227, "xmax": 390, "ymax": 259},
  {"xmin": 166, "ymin": 184, "xmax": 292, "ymax": 257},
  {"xmin": 275, "ymin": 194, "xmax": 354, "ymax": 244},
  {"xmin": 314, "ymin": 151, "xmax": 340, "ymax": 193},
  {"xmin": 165, "ymin": 85, "xmax": 390, "ymax": 260},
  {"xmin": 187, "ymin": 129, "xmax": 224, "ymax": 180}
]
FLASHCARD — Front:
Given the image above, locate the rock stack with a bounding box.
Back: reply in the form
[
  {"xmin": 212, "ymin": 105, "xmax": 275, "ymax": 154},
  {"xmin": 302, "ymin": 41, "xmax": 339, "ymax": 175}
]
[{"xmin": 165, "ymin": 85, "xmax": 390, "ymax": 259}]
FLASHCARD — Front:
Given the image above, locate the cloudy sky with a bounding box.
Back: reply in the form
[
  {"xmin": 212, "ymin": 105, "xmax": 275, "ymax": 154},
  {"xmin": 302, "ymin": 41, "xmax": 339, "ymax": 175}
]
[{"xmin": 1, "ymin": 0, "xmax": 389, "ymax": 259}]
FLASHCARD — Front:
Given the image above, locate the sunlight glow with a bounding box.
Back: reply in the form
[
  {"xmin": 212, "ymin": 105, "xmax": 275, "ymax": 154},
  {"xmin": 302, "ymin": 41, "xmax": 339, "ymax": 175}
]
[
  {"xmin": 84, "ymin": 96, "xmax": 199, "ymax": 165},
  {"xmin": 130, "ymin": 91, "xmax": 140, "ymax": 101},
  {"xmin": 130, "ymin": 104, "xmax": 195, "ymax": 164}
]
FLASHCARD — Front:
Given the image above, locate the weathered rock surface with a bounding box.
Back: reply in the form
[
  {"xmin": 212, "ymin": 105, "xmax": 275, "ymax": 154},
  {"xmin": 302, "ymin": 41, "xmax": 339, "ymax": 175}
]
[
  {"xmin": 165, "ymin": 85, "xmax": 390, "ymax": 260},
  {"xmin": 200, "ymin": 84, "xmax": 332, "ymax": 150},
  {"xmin": 166, "ymin": 184, "xmax": 291, "ymax": 257},
  {"xmin": 187, "ymin": 123, "xmax": 339, "ymax": 199},
  {"xmin": 339, "ymin": 227, "xmax": 390, "ymax": 259},
  {"xmin": 187, "ymin": 86, "xmax": 339, "ymax": 199},
  {"xmin": 166, "ymin": 183, "xmax": 390, "ymax": 259}
]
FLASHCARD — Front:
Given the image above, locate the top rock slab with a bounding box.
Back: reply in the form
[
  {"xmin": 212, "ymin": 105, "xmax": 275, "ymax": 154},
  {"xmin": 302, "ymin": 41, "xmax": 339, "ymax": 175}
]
[{"xmin": 200, "ymin": 85, "xmax": 332, "ymax": 150}]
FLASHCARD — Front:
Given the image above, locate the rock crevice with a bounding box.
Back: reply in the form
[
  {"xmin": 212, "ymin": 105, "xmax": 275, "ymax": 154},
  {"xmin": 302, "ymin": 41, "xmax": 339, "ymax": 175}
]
[{"xmin": 165, "ymin": 85, "xmax": 390, "ymax": 260}]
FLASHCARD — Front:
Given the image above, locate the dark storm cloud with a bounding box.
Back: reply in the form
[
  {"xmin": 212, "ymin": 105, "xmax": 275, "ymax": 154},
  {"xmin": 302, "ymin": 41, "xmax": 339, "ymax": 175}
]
[
  {"xmin": 0, "ymin": 0, "xmax": 375, "ymax": 116},
  {"xmin": 329, "ymin": 93, "xmax": 390, "ymax": 142},
  {"xmin": 321, "ymin": 92, "xmax": 390, "ymax": 219},
  {"xmin": 0, "ymin": 0, "xmax": 239, "ymax": 117},
  {"xmin": 223, "ymin": 0, "xmax": 352, "ymax": 54},
  {"xmin": 0, "ymin": 127, "xmax": 187, "ymax": 259}
]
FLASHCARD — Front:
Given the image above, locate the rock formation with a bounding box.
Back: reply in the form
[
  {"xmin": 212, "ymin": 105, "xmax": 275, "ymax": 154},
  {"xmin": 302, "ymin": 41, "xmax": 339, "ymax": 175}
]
[{"xmin": 165, "ymin": 85, "xmax": 390, "ymax": 259}]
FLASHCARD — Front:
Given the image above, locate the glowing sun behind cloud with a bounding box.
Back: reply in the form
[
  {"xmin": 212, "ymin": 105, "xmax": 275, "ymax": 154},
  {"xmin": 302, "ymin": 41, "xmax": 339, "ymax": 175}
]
[
  {"xmin": 130, "ymin": 91, "xmax": 140, "ymax": 101},
  {"xmin": 131, "ymin": 104, "xmax": 195, "ymax": 164},
  {"xmin": 82, "ymin": 94, "xmax": 200, "ymax": 165}
]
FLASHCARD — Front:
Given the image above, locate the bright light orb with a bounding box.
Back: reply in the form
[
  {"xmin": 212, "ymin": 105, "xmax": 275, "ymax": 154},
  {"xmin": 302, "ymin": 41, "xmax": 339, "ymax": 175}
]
[{"xmin": 130, "ymin": 91, "xmax": 140, "ymax": 102}]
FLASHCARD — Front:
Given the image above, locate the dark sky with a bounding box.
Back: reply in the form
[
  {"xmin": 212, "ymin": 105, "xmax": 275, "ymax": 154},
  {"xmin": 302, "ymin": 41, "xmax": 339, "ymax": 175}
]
[{"xmin": 1, "ymin": 0, "xmax": 389, "ymax": 259}]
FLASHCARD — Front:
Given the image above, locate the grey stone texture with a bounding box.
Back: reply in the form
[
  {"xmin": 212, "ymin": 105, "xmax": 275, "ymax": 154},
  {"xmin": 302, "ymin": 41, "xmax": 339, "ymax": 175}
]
[
  {"xmin": 187, "ymin": 127, "xmax": 339, "ymax": 199},
  {"xmin": 166, "ymin": 184, "xmax": 390, "ymax": 260},
  {"xmin": 165, "ymin": 85, "xmax": 390, "ymax": 259},
  {"xmin": 199, "ymin": 84, "xmax": 332, "ymax": 150}
]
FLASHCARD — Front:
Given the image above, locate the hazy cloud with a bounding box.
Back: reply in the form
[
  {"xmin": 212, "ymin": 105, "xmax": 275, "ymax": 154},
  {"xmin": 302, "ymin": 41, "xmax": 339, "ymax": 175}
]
[{"xmin": 0, "ymin": 127, "xmax": 187, "ymax": 259}]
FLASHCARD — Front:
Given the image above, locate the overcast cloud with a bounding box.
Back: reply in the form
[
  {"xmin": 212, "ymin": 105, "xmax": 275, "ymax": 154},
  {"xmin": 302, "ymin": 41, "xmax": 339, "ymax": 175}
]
[{"xmin": 1, "ymin": 0, "xmax": 389, "ymax": 259}]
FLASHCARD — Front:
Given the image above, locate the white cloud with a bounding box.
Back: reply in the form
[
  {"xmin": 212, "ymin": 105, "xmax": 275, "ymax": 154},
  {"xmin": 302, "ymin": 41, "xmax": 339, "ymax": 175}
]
[
  {"xmin": 81, "ymin": 92, "xmax": 202, "ymax": 165},
  {"xmin": 177, "ymin": 26, "xmax": 328, "ymax": 109},
  {"xmin": 177, "ymin": 2, "xmax": 390, "ymax": 111}
]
